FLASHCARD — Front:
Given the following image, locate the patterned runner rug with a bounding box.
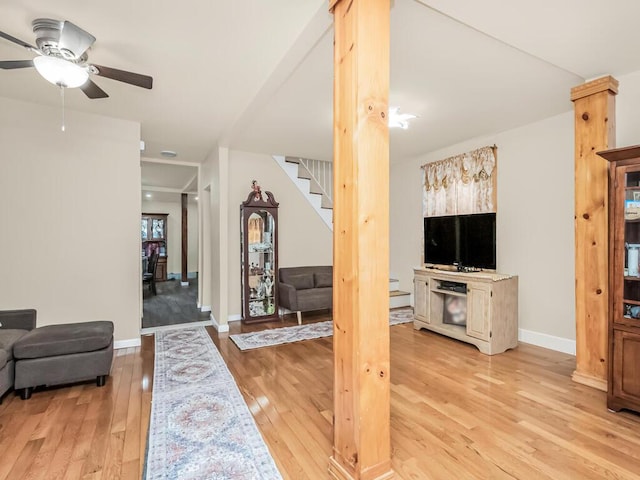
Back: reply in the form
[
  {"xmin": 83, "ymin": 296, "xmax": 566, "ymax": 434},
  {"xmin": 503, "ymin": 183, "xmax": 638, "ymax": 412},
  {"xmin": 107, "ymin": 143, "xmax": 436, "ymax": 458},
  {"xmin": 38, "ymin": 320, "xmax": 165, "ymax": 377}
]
[
  {"xmin": 230, "ymin": 307, "xmax": 414, "ymax": 351},
  {"xmin": 145, "ymin": 327, "xmax": 282, "ymax": 479}
]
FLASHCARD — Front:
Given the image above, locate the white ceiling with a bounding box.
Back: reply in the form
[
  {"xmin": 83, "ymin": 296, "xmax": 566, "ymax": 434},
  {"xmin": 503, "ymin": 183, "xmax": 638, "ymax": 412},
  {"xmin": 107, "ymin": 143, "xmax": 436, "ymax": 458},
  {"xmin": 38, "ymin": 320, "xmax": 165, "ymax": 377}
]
[
  {"xmin": 1, "ymin": 0, "xmax": 640, "ymax": 167},
  {"xmin": 141, "ymin": 160, "xmax": 198, "ymax": 203},
  {"xmin": 0, "ymin": 0, "xmax": 324, "ymax": 163}
]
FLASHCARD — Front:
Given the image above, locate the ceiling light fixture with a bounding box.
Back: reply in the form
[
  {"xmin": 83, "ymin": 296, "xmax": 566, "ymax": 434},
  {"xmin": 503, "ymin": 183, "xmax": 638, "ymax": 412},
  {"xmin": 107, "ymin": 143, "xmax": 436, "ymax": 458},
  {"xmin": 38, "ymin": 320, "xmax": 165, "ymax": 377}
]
[
  {"xmin": 32, "ymin": 56, "xmax": 90, "ymax": 132},
  {"xmin": 145, "ymin": 193, "xmax": 152, "ymax": 198},
  {"xmin": 160, "ymin": 150, "xmax": 177, "ymax": 158},
  {"xmin": 388, "ymin": 107, "xmax": 417, "ymax": 130},
  {"xmin": 33, "ymin": 56, "xmax": 89, "ymax": 88}
]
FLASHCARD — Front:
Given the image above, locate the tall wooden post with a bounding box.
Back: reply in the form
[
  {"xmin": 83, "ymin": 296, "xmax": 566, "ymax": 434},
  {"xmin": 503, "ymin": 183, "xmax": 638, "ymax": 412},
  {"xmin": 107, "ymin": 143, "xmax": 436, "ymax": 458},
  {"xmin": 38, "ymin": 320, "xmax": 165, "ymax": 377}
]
[
  {"xmin": 571, "ymin": 76, "xmax": 618, "ymax": 391},
  {"xmin": 181, "ymin": 193, "xmax": 188, "ymax": 285},
  {"xmin": 329, "ymin": 1, "xmax": 393, "ymax": 479}
]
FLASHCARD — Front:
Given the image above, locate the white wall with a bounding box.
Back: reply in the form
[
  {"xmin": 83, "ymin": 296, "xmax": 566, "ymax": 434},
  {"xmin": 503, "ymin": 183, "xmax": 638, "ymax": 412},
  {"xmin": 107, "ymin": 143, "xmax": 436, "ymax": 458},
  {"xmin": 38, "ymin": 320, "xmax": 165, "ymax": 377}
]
[
  {"xmin": 390, "ymin": 69, "xmax": 640, "ymax": 352},
  {"xmin": 227, "ymin": 150, "xmax": 333, "ymax": 318},
  {"xmin": 0, "ymin": 96, "xmax": 141, "ymax": 343},
  {"xmin": 141, "ymin": 198, "xmax": 199, "ymax": 275},
  {"xmin": 617, "ymin": 70, "xmax": 640, "ymax": 148},
  {"xmin": 201, "ymin": 146, "xmax": 229, "ymax": 328},
  {"xmin": 391, "ymin": 110, "xmax": 576, "ymax": 346}
]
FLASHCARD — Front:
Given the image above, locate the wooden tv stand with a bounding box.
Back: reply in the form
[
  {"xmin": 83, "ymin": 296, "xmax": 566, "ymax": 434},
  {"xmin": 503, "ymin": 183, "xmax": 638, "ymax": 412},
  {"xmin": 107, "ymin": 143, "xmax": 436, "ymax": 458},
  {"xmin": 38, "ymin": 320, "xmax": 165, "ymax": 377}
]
[{"xmin": 413, "ymin": 267, "xmax": 518, "ymax": 355}]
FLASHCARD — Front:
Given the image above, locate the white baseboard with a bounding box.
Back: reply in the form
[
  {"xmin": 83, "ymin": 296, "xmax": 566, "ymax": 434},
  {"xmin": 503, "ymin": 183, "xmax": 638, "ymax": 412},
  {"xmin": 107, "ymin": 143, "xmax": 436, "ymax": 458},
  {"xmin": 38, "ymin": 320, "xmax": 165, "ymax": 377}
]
[
  {"xmin": 228, "ymin": 314, "xmax": 242, "ymax": 322},
  {"xmin": 518, "ymin": 328, "xmax": 576, "ymax": 355},
  {"xmin": 211, "ymin": 313, "xmax": 230, "ymax": 333},
  {"xmin": 200, "ymin": 305, "xmax": 211, "ymax": 312},
  {"xmin": 114, "ymin": 338, "xmax": 141, "ymax": 349}
]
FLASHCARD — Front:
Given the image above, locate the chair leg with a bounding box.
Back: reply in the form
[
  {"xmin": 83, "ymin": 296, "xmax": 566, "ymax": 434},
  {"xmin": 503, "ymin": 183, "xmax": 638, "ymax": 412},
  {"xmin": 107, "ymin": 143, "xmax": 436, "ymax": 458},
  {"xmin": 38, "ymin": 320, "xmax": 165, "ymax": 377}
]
[{"xmin": 296, "ymin": 311, "xmax": 302, "ymax": 325}]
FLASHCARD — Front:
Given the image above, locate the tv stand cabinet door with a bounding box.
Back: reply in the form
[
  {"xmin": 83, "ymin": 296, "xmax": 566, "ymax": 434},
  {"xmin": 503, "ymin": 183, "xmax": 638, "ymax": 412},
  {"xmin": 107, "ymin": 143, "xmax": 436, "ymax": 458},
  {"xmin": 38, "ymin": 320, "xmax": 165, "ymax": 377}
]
[
  {"xmin": 414, "ymin": 273, "xmax": 429, "ymax": 323},
  {"xmin": 466, "ymin": 282, "xmax": 491, "ymax": 341}
]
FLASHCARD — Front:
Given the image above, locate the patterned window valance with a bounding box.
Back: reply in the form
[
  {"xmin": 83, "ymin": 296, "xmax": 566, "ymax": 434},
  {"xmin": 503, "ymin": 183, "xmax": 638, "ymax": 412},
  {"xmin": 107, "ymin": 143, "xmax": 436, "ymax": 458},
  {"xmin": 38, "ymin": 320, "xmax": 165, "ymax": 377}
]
[{"xmin": 422, "ymin": 145, "xmax": 497, "ymax": 217}]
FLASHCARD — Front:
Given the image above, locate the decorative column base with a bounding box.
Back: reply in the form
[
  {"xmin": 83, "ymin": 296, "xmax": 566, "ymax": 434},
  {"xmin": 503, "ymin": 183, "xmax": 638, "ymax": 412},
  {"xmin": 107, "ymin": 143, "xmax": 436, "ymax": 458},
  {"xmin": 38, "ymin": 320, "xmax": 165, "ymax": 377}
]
[
  {"xmin": 572, "ymin": 370, "xmax": 607, "ymax": 391},
  {"xmin": 329, "ymin": 456, "xmax": 394, "ymax": 480}
]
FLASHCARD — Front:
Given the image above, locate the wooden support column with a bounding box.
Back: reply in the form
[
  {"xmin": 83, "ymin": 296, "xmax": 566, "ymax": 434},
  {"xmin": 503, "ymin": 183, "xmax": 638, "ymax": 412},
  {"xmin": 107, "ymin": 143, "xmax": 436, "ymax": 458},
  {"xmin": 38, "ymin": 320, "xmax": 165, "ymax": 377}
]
[
  {"xmin": 181, "ymin": 193, "xmax": 188, "ymax": 285},
  {"xmin": 329, "ymin": 1, "xmax": 393, "ymax": 479},
  {"xmin": 571, "ymin": 76, "xmax": 618, "ymax": 391}
]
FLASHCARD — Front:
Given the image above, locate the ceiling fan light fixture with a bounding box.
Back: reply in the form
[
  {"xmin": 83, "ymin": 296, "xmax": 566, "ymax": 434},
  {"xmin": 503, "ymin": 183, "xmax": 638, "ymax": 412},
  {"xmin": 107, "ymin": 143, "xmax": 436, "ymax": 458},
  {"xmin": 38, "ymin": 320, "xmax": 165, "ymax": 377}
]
[{"xmin": 33, "ymin": 55, "xmax": 88, "ymax": 88}]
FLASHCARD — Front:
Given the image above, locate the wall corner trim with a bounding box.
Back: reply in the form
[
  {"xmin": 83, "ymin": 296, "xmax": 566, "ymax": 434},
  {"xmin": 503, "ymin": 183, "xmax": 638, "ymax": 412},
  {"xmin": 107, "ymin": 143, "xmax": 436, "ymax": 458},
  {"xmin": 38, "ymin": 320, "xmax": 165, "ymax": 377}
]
[
  {"xmin": 114, "ymin": 338, "xmax": 142, "ymax": 349},
  {"xmin": 211, "ymin": 313, "xmax": 230, "ymax": 333}
]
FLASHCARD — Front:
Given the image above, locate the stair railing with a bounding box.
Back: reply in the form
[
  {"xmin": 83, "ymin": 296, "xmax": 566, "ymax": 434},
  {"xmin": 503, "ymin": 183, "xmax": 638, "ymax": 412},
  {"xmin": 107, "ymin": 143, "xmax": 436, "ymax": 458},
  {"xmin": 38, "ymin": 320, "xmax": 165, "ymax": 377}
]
[{"xmin": 298, "ymin": 157, "xmax": 333, "ymax": 205}]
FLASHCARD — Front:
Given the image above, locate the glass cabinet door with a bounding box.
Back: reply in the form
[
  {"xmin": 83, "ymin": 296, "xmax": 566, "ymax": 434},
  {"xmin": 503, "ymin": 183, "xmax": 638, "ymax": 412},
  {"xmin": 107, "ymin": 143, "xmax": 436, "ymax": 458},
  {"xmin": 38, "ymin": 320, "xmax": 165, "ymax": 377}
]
[
  {"xmin": 152, "ymin": 218, "xmax": 165, "ymax": 239},
  {"xmin": 622, "ymin": 168, "xmax": 640, "ymax": 323},
  {"xmin": 246, "ymin": 211, "xmax": 276, "ymax": 318},
  {"xmin": 141, "ymin": 218, "xmax": 148, "ymax": 240},
  {"xmin": 240, "ymin": 184, "xmax": 279, "ymax": 323}
]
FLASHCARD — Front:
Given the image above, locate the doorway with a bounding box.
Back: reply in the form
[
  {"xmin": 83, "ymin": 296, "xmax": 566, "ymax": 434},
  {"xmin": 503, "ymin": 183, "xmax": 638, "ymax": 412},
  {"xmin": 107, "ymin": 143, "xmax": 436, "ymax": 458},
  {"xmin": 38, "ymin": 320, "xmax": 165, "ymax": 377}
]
[{"xmin": 140, "ymin": 160, "xmax": 205, "ymax": 329}]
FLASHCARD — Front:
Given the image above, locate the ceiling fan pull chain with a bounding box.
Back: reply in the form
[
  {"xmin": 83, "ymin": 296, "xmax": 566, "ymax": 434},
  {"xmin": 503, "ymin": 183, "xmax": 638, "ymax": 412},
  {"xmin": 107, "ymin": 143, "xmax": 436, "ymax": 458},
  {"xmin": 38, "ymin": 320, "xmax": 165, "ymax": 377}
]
[{"xmin": 60, "ymin": 85, "xmax": 65, "ymax": 132}]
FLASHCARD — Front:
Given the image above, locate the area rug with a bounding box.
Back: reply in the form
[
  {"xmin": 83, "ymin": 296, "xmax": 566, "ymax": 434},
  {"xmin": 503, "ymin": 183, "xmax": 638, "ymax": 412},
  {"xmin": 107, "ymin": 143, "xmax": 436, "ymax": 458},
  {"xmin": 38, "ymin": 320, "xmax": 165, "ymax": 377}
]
[
  {"xmin": 230, "ymin": 307, "xmax": 414, "ymax": 351},
  {"xmin": 145, "ymin": 327, "xmax": 282, "ymax": 480}
]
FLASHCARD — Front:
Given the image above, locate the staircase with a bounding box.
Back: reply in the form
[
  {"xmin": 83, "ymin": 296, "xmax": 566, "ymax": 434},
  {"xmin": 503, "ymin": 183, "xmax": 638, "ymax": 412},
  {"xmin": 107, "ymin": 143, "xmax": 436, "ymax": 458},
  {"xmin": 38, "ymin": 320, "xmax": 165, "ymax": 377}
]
[
  {"xmin": 389, "ymin": 278, "xmax": 411, "ymax": 309},
  {"xmin": 273, "ymin": 155, "xmax": 333, "ymax": 229},
  {"xmin": 274, "ymin": 154, "xmax": 411, "ymax": 308}
]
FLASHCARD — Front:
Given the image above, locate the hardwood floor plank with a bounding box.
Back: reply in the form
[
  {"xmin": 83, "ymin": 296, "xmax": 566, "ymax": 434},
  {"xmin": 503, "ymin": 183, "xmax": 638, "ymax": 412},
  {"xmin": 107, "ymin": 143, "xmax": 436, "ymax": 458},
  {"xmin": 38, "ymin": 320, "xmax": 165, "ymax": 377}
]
[
  {"xmin": 99, "ymin": 431, "xmax": 125, "ymax": 480},
  {"xmin": 69, "ymin": 391, "xmax": 104, "ymax": 463},
  {"xmin": 4, "ymin": 438, "xmax": 45, "ymax": 480},
  {"xmin": 26, "ymin": 396, "xmax": 83, "ymax": 480},
  {"xmin": 78, "ymin": 352, "xmax": 124, "ymax": 478},
  {"xmin": 30, "ymin": 400, "xmax": 89, "ymax": 480},
  {"xmin": 122, "ymin": 347, "xmax": 142, "ymax": 464},
  {"xmin": 0, "ymin": 414, "xmax": 44, "ymax": 480},
  {"xmin": 119, "ymin": 459, "xmax": 141, "ymax": 480},
  {"xmin": 61, "ymin": 459, "xmax": 84, "ymax": 480},
  {"xmin": 2, "ymin": 313, "xmax": 640, "ymax": 479}
]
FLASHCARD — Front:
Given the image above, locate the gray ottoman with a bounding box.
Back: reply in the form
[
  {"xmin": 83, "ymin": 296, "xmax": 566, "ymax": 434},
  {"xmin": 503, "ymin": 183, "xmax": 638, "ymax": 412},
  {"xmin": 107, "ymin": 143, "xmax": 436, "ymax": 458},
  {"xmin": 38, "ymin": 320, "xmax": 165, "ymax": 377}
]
[{"xmin": 13, "ymin": 321, "xmax": 114, "ymax": 400}]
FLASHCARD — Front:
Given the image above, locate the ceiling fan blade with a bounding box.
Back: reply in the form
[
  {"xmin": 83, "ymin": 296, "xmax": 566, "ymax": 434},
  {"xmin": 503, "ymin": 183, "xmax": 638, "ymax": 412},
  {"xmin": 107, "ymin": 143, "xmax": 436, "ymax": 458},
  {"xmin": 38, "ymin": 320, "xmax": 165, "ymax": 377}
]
[
  {"xmin": 58, "ymin": 21, "xmax": 95, "ymax": 59},
  {"xmin": 0, "ymin": 59, "xmax": 34, "ymax": 69},
  {"xmin": 80, "ymin": 79, "xmax": 109, "ymax": 99},
  {"xmin": 0, "ymin": 30, "xmax": 37, "ymax": 51},
  {"xmin": 91, "ymin": 64, "xmax": 153, "ymax": 89}
]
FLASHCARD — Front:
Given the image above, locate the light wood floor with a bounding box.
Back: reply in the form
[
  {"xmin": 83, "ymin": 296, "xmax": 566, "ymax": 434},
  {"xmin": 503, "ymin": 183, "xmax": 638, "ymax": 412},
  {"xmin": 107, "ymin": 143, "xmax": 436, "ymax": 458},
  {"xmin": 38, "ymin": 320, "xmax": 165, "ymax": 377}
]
[{"xmin": 2, "ymin": 311, "xmax": 640, "ymax": 479}]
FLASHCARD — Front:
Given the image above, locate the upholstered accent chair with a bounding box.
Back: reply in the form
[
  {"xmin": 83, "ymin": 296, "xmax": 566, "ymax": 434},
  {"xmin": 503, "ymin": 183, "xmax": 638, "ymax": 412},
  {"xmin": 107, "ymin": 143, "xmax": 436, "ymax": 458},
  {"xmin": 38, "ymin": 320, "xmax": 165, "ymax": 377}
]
[{"xmin": 278, "ymin": 266, "xmax": 332, "ymax": 324}]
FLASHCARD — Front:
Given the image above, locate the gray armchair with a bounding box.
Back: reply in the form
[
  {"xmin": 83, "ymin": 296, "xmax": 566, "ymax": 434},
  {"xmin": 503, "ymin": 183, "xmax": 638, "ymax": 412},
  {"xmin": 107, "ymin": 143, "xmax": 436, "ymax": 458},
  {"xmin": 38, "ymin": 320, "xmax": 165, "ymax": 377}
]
[
  {"xmin": 0, "ymin": 309, "xmax": 36, "ymax": 402},
  {"xmin": 279, "ymin": 266, "xmax": 333, "ymax": 324}
]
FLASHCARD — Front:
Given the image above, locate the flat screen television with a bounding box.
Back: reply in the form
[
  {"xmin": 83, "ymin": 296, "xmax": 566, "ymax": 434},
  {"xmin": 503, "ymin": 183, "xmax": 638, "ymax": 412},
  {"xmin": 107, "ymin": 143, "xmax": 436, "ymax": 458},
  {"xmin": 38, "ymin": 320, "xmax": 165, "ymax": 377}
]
[{"xmin": 424, "ymin": 213, "xmax": 496, "ymax": 270}]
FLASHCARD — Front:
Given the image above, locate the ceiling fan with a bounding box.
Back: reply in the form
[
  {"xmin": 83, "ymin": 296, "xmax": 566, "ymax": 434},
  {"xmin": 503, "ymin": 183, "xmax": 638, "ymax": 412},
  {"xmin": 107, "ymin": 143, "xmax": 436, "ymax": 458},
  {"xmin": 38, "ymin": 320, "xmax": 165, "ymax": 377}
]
[{"xmin": 0, "ymin": 18, "xmax": 153, "ymax": 98}]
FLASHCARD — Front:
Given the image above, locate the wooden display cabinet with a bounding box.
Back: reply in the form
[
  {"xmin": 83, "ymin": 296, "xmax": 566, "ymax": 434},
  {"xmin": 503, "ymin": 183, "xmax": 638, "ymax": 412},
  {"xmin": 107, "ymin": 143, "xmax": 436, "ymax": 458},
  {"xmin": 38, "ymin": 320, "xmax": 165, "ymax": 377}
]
[
  {"xmin": 141, "ymin": 213, "xmax": 168, "ymax": 282},
  {"xmin": 598, "ymin": 145, "xmax": 640, "ymax": 413},
  {"xmin": 240, "ymin": 183, "xmax": 279, "ymax": 323}
]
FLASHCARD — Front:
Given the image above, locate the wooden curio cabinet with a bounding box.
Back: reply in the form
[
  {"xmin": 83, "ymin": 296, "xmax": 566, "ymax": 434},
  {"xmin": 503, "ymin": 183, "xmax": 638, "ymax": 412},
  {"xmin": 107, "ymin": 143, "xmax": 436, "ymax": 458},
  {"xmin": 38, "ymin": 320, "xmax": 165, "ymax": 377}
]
[
  {"xmin": 240, "ymin": 182, "xmax": 279, "ymax": 323},
  {"xmin": 599, "ymin": 145, "xmax": 640, "ymax": 413},
  {"xmin": 141, "ymin": 213, "xmax": 168, "ymax": 282}
]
